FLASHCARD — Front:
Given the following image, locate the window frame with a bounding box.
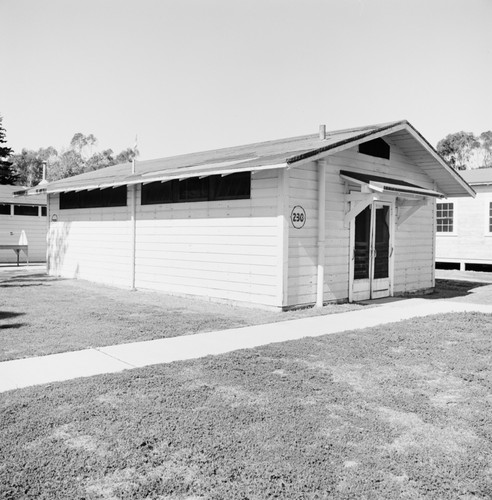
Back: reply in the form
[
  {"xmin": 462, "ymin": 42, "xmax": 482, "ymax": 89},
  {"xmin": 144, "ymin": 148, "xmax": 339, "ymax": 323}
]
[
  {"xmin": 436, "ymin": 201, "xmax": 456, "ymax": 235},
  {"xmin": 59, "ymin": 186, "xmax": 128, "ymax": 210},
  {"xmin": 141, "ymin": 172, "xmax": 251, "ymax": 206},
  {"xmin": 0, "ymin": 203, "xmax": 11, "ymax": 215},
  {"xmin": 13, "ymin": 204, "xmax": 40, "ymax": 217},
  {"xmin": 485, "ymin": 200, "xmax": 492, "ymax": 236}
]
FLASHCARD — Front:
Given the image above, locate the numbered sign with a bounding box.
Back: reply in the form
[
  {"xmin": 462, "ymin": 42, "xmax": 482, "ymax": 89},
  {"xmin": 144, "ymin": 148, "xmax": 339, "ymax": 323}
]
[{"xmin": 291, "ymin": 205, "xmax": 306, "ymax": 229}]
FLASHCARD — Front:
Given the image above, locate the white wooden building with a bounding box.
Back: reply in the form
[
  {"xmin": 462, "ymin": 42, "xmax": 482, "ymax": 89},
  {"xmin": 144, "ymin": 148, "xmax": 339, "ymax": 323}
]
[
  {"xmin": 22, "ymin": 121, "xmax": 473, "ymax": 308},
  {"xmin": 436, "ymin": 168, "xmax": 492, "ymax": 270},
  {"xmin": 0, "ymin": 185, "xmax": 47, "ymax": 263}
]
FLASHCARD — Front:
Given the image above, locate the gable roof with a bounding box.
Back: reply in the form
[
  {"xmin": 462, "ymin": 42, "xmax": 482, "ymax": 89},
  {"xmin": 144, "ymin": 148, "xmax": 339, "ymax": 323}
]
[
  {"xmin": 0, "ymin": 184, "xmax": 46, "ymax": 205},
  {"xmin": 17, "ymin": 120, "xmax": 474, "ymax": 198},
  {"xmin": 459, "ymin": 168, "xmax": 492, "ymax": 186}
]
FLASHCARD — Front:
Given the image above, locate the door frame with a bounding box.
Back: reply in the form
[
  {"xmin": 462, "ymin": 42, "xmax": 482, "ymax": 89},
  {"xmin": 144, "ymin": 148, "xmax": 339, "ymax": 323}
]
[{"xmin": 348, "ymin": 199, "xmax": 395, "ymax": 302}]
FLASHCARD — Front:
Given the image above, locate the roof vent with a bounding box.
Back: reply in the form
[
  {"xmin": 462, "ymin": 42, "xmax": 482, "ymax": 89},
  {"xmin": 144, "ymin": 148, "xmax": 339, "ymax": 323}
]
[{"xmin": 319, "ymin": 124, "xmax": 326, "ymax": 140}]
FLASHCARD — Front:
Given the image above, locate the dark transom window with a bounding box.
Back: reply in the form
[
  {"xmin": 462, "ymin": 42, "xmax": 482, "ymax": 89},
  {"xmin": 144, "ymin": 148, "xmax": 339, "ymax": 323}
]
[
  {"xmin": 60, "ymin": 186, "xmax": 127, "ymax": 210},
  {"xmin": 0, "ymin": 203, "xmax": 10, "ymax": 215},
  {"xmin": 14, "ymin": 205, "xmax": 39, "ymax": 216},
  {"xmin": 141, "ymin": 172, "xmax": 251, "ymax": 205},
  {"xmin": 358, "ymin": 138, "xmax": 390, "ymax": 160}
]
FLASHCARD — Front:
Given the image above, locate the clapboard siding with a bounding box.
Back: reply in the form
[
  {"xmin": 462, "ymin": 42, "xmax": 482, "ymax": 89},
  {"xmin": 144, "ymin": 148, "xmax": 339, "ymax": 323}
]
[
  {"xmin": 47, "ymin": 196, "xmax": 132, "ymax": 287},
  {"xmin": 135, "ymin": 171, "xmax": 281, "ymax": 307},
  {"xmin": 287, "ymin": 162, "xmax": 318, "ymax": 306},
  {"xmin": 393, "ymin": 202, "xmax": 434, "ymax": 293},
  {"xmin": 436, "ymin": 189, "xmax": 492, "ymax": 266},
  {"xmin": 285, "ymin": 139, "xmax": 437, "ymax": 306},
  {"xmin": 48, "ymin": 173, "xmax": 282, "ymax": 306},
  {"xmin": 0, "ymin": 214, "xmax": 47, "ymax": 262}
]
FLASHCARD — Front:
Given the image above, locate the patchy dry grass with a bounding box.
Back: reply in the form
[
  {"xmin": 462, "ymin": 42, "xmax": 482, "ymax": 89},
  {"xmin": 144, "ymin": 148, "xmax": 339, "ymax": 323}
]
[
  {"xmin": 0, "ymin": 269, "xmax": 364, "ymax": 362},
  {"xmin": 1, "ymin": 312, "xmax": 492, "ymax": 499}
]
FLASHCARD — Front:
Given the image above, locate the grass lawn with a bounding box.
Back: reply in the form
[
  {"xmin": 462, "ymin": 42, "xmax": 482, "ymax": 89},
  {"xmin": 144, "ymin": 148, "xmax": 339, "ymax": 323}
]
[
  {"xmin": 1, "ymin": 312, "xmax": 492, "ymax": 499},
  {"xmin": 0, "ymin": 269, "xmax": 368, "ymax": 362},
  {"xmin": 1, "ymin": 268, "xmax": 490, "ymax": 363}
]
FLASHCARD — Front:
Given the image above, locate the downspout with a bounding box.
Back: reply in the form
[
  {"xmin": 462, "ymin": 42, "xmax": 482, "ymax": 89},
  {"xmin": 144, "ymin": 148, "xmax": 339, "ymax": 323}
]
[
  {"xmin": 316, "ymin": 159, "xmax": 326, "ymax": 307},
  {"xmin": 130, "ymin": 159, "xmax": 137, "ymax": 290}
]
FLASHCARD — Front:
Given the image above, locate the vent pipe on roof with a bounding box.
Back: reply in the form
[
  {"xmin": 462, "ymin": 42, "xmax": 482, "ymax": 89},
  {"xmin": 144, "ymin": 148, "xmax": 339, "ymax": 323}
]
[
  {"xmin": 319, "ymin": 124, "xmax": 326, "ymax": 140},
  {"xmin": 38, "ymin": 161, "xmax": 48, "ymax": 186}
]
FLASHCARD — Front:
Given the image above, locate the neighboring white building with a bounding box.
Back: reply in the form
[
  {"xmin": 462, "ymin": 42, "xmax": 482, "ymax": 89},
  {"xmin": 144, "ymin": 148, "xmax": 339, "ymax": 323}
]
[
  {"xmin": 436, "ymin": 168, "xmax": 492, "ymax": 271},
  {"xmin": 21, "ymin": 120, "xmax": 473, "ymax": 308},
  {"xmin": 0, "ymin": 185, "xmax": 47, "ymax": 263}
]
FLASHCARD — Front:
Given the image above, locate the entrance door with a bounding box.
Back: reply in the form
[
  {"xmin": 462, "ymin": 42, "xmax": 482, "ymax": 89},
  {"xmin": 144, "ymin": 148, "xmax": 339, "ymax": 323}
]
[{"xmin": 351, "ymin": 202, "xmax": 392, "ymax": 301}]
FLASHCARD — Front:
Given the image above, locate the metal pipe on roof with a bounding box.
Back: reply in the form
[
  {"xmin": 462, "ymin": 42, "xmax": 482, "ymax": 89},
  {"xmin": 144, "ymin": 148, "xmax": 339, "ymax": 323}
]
[{"xmin": 319, "ymin": 124, "xmax": 326, "ymax": 140}]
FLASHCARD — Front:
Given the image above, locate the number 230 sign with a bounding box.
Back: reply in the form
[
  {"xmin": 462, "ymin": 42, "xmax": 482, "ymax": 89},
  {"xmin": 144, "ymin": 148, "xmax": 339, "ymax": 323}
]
[{"xmin": 290, "ymin": 205, "xmax": 306, "ymax": 229}]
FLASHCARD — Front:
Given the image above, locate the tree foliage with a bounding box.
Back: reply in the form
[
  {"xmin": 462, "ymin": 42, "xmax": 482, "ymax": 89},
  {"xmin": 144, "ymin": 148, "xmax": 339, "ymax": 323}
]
[
  {"xmin": 437, "ymin": 130, "xmax": 492, "ymax": 170},
  {"xmin": 436, "ymin": 132, "xmax": 480, "ymax": 170},
  {"xmin": 0, "ymin": 115, "xmax": 18, "ymax": 184},
  {"xmin": 8, "ymin": 132, "xmax": 139, "ymax": 186}
]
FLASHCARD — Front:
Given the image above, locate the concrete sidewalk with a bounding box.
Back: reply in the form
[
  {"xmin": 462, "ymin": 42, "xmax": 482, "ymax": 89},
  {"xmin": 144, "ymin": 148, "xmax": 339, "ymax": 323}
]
[{"xmin": 1, "ymin": 297, "xmax": 492, "ymax": 393}]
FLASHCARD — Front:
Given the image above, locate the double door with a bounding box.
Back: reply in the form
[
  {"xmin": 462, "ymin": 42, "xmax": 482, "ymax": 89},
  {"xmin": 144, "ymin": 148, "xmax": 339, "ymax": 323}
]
[{"xmin": 351, "ymin": 202, "xmax": 393, "ymax": 301}]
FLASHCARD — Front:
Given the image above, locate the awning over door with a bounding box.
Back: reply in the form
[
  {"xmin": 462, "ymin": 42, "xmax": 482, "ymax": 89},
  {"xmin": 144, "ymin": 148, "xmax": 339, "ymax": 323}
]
[{"xmin": 340, "ymin": 170, "xmax": 444, "ymax": 198}]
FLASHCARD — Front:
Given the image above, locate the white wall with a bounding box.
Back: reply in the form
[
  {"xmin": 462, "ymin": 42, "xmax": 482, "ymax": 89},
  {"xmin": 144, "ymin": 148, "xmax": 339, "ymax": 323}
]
[
  {"xmin": 135, "ymin": 171, "xmax": 281, "ymax": 306},
  {"xmin": 0, "ymin": 213, "xmax": 47, "ymax": 263},
  {"xmin": 393, "ymin": 203, "xmax": 435, "ymax": 294},
  {"xmin": 436, "ymin": 187, "xmax": 492, "ymax": 266},
  {"xmin": 48, "ymin": 171, "xmax": 282, "ymax": 307},
  {"xmin": 286, "ymin": 136, "xmax": 436, "ymax": 306},
  {"xmin": 47, "ymin": 203, "xmax": 132, "ymax": 287}
]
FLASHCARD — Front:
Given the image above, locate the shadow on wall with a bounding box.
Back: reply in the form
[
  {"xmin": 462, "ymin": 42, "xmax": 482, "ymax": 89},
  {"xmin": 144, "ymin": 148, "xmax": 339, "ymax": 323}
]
[{"xmin": 48, "ymin": 222, "xmax": 72, "ymax": 277}]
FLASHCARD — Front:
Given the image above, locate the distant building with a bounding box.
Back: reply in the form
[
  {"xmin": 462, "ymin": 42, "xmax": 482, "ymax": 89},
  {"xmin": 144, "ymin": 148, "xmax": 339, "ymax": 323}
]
[
  {"xmin": 436, "ymin": 168, "xmax": 492, "ymax": 271},
  {"xmin": 0, "ymin": 185, "xmax": 47, "ymax": 263},
  {"xmin": 21, "ymin": 120, "xmax": 473, "ymax": 308}
]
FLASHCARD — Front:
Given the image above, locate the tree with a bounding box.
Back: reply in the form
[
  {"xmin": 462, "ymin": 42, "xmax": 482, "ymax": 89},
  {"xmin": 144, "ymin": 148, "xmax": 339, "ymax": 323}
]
[
  {"xmin": 85, "ymin": 149, "xmax": 115, "ymax": 171},
  {"xmin": 437, "ymin": 132, "xmax": 480, "ymax": 170},
  {"xmin": 479, "ymin": 131, "xmax": 492, "ymax": 168},
  {"xmin": 0, "ymin": 115, "xmax": 18, "ymax": 184},
  {"xmin": 70, "ymin": 133, "xmax": 97, "ymax": 158},
  {"xmin": 115, "ymin": 147, "xmax": 139, "ymax": 164},
  {"xmin": 10, "ymin": 146, "xmax": 58, "ymax": 187},
  {"xmin": 10, "ymin": 131, "xmax": 139, "ymax": 183},
  {"xmin": 49, "ymin": 149, "xmax": 85, "ymax": 181}
]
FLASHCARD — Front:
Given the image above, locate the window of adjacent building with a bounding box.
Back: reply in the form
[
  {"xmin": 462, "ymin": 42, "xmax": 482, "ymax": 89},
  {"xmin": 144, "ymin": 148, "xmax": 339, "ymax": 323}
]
[
  {"xmin": 489, "ymin": 202, "xmax": 492, "ymax": 233},
  {"xmin": 0, "ymin": 203, "xmax": 10, "ymax": 215},
  {"xmin": 436, "ymin": 202, "xmax": 454, "ymax": 232},
  {"xmin": 60, "ymin": 186, "xmax": 127, "ymax": 210},
  {"xmin": 358, "ymin": 138, "xmax": 390, "ymax": 160},
  {"xmin": 13, "ymin": 205, "xmax": 39, "ymax": 216},
  {"xmin": 141, "ymin": 172, "xmax": 251, "ymax": 205},
  {"xmin": 41, "ymin": 206, "xmax": 47, "ymax": 216}
]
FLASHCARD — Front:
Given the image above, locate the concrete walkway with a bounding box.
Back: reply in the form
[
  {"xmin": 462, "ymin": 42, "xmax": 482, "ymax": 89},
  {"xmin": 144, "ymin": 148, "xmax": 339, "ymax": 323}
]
[{"xmin": 1, "ymin": 297, "xmax": 492, "ymax": 393}]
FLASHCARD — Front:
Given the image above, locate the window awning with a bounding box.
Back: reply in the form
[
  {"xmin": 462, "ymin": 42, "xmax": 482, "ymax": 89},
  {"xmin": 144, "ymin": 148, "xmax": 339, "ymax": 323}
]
[{"xmin": 340, "ymin": 170, "xmax": 444, "ymax": 198}]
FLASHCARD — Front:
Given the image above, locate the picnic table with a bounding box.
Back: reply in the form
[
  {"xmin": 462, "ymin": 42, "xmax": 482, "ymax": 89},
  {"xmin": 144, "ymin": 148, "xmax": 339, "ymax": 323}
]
[{"xmin": 0, "ymin": 244, "xmax": 29, "ymax": 266}]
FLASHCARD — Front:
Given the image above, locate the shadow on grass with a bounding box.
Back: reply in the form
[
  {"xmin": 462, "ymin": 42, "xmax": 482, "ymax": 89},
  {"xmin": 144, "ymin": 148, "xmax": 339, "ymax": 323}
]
[
  {"xmin": 427, "ymin": 279, "xmax": 490, "ymax": 300},
  {"xmin": 0, "ymin": 323, "xmax": 27, "ymax": 329},
  {"xmin": 358, "ymin": 279, "xmax": 491, "ymax": 306},
  {"xmin": 0, "ymin": 273, "xmax": 64, "ymax": 288},
  {"xmin": 0, "ymin": 311, "xmax": 25, "ymax": 320}
]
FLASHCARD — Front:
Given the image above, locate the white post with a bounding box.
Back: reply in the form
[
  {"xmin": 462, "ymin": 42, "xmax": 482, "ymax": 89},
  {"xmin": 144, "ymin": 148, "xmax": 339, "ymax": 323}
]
[
  {"xmin": 130, "ymin": 184, "xmax": 137, "ymax": 290},
  {"xmin": 276, "ymin": 168, "xmax": 290, "ymax": 308},
  {"xmin": 316, "ymin": 160, "xmax": 326, "ymax": 307}
]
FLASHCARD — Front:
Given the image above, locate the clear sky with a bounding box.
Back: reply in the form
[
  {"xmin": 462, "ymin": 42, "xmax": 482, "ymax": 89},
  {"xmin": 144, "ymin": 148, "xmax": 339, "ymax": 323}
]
[{"xmin": 1, "ymin": 0, "xmax": 491, "ymax": 160}]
